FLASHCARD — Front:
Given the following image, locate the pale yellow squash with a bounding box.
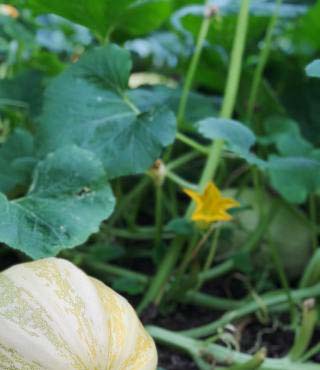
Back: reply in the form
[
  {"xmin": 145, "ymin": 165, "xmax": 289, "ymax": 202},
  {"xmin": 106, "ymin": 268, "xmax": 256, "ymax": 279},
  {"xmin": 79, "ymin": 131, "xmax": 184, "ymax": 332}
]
[{"xmin": 0, "ymin": 258, "xmax": 157, "ymax": 370}]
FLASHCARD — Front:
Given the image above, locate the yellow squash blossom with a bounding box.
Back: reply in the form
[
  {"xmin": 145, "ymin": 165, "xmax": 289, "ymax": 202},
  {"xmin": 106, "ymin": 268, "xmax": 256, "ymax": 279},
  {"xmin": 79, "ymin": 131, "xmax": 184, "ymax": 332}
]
[
  {"xmin": 184, "ymin": 181, "xmax": 240, "ymax": 224},
  {"xmin": 0, "ymin": 4, "xmax": 19, "ymax": 18}
]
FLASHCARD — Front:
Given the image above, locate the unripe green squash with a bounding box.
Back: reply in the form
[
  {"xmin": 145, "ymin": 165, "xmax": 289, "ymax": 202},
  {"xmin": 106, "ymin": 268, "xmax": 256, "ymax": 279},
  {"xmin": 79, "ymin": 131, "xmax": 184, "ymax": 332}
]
[
  {"xmin": 0, "ymin": 258, "xmax": 157, "ymax": 370},
  {"xmin": 224, "ymin": 188, "xmax": 313, "ymax": 280}
]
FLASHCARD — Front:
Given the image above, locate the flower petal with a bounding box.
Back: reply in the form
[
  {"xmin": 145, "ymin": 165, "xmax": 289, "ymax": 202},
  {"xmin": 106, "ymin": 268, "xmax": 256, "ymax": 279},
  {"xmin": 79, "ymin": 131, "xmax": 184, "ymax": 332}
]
[{"xmin": 183, "ymin": 188, "xmax": 202, "ymax": 204}]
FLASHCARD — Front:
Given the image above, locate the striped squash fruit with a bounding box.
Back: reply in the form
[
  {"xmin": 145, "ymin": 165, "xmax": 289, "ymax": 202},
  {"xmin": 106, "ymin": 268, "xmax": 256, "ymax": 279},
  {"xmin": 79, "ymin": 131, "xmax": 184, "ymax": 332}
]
[{"xmin": 0, "ymin": 258, "xmax": 157, "ymax": 369}]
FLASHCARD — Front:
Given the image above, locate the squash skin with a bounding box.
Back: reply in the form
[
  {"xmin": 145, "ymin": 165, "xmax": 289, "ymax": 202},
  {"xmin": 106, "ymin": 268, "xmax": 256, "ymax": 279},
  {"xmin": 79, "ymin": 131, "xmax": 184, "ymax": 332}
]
[{"xmin": 0, "ymin": 258, "xmax": 157, "ymax": 370}]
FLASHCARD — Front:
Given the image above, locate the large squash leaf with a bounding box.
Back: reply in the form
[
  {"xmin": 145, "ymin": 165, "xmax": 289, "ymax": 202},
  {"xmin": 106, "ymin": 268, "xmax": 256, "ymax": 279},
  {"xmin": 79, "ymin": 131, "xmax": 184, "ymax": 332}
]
[
  {"xmin": 196, "ymin": 116, "xmax": 320, "ymax": 204},
  {"xmin": 26, "ymin": 0, "xmax": 171, "ymax": 38},
  {"xmin": 197, "ymin": 118, "xmax": 255, "ymax": 156},
  {"xmin": 27, "ymin": 0, "xmax": 131, "ymax": 37},
  {"xmin": 37, "ymin": 44, "xmax": 176, "ymax": 178},
  {"xmin": 0, "ymin": 129, "xmax": 36, "ymax": 195},
  {"xmin": 267, "ymin": 155, "xmax": 320, "ymax": 204},
  {"xmin": 0, "ymin": 146, "xmax": 115, "ymax": 259}
]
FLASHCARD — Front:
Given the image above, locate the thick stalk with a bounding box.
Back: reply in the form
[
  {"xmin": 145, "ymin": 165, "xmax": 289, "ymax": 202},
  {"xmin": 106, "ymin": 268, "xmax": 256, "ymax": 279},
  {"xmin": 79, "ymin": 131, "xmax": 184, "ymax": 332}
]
[
  {"xmin": 289, "ymin": 299, "xmax": 318, "ymax": 361},
  {"xmin": 180, "ymin": 282, "xmax": 320, "ymax": 338},
  {"xmin": 148, "ymin": 326, "xmax": 319, "ymax": 370},
  {"xmin": 299, "ymin": 249, "xmax": 320, "ymax": 289},
  {"xmin": 186, "ymin": 0, "xmax": 251, "ymax": 216},
  {"xmin": 268, "ymin": 238, "xmax": 297, "ymax": 325},
  {"xmin": 176, "ymin": 132, "xmax": 209, "ymax": 155},
  {"xmin": 203, "ymin": 228, "xmax": 220, "ymax": 270},
  {"xmin": 199, "ymin": 259, "xmax": 234, "ymax": 282},
  {"xmin": 184, "ymin": 291, "xmax": 242, "ymax": 311},
  {"xmin": 109, "ymin": 177, "xmax": 149, "ymax": 226},
  {"xmin": 139, "ymin": 0, "xmax": 251, "ymax": 311},
  {"xmin": 137, "ymin": 236, "xmax": 184, "ymax": 313},
  {"xmin": 80, "ymin": 257, "xmax": 148, "ymax": 284},
  {"xmin": 167, "ymin": 151, "xmax": 200, "ymax": 171},
  {"xmin": 301, "ymin": 342, "xmax": 320, "ymax": 362},
  {"xmin": 166, "ymin": 170, "xmax": 199, "ymax": 191}
]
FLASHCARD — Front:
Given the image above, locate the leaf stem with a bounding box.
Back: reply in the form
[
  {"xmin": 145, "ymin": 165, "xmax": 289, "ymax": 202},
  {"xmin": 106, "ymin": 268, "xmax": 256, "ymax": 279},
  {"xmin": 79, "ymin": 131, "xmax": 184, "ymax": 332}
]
[
  {"xmin": 246, "ymin": 0, "xmax": 283, "ymax": 124},
  {"xmin": 300, "ymin": 342, "xmax": 320, "ymax": 362},
  {"xmin": 138, "ymin": 0, "xmax": 250, "ymax": 311},
  {"xmin": 176, "ymin": 132, "xmax": 209, "ymax": 155},
  {"xmin": 199, "ymin": 259, "xmax": 234, "ymax": 282},
  {"xmin": 137, "ymin": 236, "xmax": 185, "ymax": 313},
  {"xmin": 166, "ymin": 170, "xmax": 199, "ymax": 191},
  {"xmin": 109, "ymin": 177, "xmax": 150, "ymax": 226},
  {"xmin": 289, "ymin": 299, "xmax": 318, "ymax": 361},
  {"xmin": 309, "ymin": 193, "xmax": 318, "ymax": 252},
  {"xmin": 268, "ymin": 237, "xmax": 297, "ymax": 326},
  {"xmin": 154, "ymin": 185, "xmax": 163, "ymax": 249},
  {"xmin": 79, "ymin": 255, "xmax": 149, "ymax": 284},
  {"xmin": 186, "ymin": 0, "xmax": 251, "ymax": 217},
  {"xmin": 180, "ymin": 282, "xmax": 320, "ymax": 338},
  {"xmin": 147, "ymin": 326, "xmax": 320, "ymax": 370},
  {"xmin": 167, "ymin": 151, "xmax": 200, "ymax": 171},
  {"xmin": 177, "ymin": 0, "xmax": 213, "ymax": 126},
  {"xmin": 203, "ymin": 227, "xmax": 220, "ymax": 271}
]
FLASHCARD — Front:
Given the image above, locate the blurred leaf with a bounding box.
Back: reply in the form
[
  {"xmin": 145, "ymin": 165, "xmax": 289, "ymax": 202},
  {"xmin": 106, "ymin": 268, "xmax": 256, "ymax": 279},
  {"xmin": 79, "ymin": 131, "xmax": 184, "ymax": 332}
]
[
  {"xmin": 197, "ymin": 117, "xmax": 256, "ymax": 155},
  {"xmin": 290, "ymin": 1, "xmax": 320, "ymax": 53},
  {"xmin": 232, "ymin": 251, "xmax": 253, "ymax": 274},
  {"xmin": 261, "ymin": 117, "xmax": 313, "ymax": 156},
  {"xmin": 306, "ymin": 59, "xmax": 320, "ymax": 78},
  {"xmin": 29, "ymin": 50, "xmax": 65, "ymax": 75},
  {"xmin": 126, "ymin": 31, "xmax": 190, "ymax": 69},
  {"xmin": 112, "ymin": 276, "xmax": 145, "ymax": 295},
  {"xmin": 0, "ymin": 70, "xmax": 43, "ymax": 117},
  {"xmin": 0, "ymin": 129, "xmax": 36, "ymax": 194},
  {"xmin": 37, "ymin": 44, "xmax": 177, "ymax": 178},
  {"xmin": 267, "ymin": 155, "xmax": 320, "ymax": 203},
  {"xmin": 237, "ymin": 74, "xmax": 285, "ymax": 126},
  {"xmin": 88, "ymin": 243, "xmax": 125, "ymax": 261},
  {"xmin": 258, "ymin": 117, "xmax": 320, "ymax": 203},
  {"xmin": 131, "ymin": 85, "xmax": 217, "ymax": 124},
  {"xmin": 270, "ymin": 56, "xmax": 320, "ymax": 146},
  {"xmin": 27, "ymin": 0, "xmax": 130, "ymax": 36},
  {"xmin": 115, "ymin": 0, "xmax": 172, "ymax": 37},
  {"xmin": 27, "ymin": 0, "xmax": 171, "ymax": 38},
  {"xmin": 0, "ymin": 146, "xmax": 115, "ymax": 259},
  {"xmin": 165, "ymin": 217, "xmax": 194, "ymax": 236},
  {"xmin": 36, "ymin": 14, "xmax": 92, "ymax": 54},
  {"xmin": 299, "ymin": 249, "xmax": 320, "ymax": 288}
]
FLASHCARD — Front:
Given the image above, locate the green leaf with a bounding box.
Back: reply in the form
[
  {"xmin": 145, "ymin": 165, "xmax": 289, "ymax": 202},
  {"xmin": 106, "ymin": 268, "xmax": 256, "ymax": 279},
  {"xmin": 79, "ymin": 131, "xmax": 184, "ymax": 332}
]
[
  {"xmin": 267, "ymin": 155, "xmax": 320, "ymax": 204},
  {"xmin": 0, "ymin": 71, "xmax": 43, "ymax": 117},
  {"xmin": 116, "ymin": 0, "xmax": 172, "ymax": 37},
  {"xmin": 0, "ymin": 129, "xmax": 36, "ymax": 195},
  {"xmin": 87, "ymin": 243, "xmax": 125, "ymax": 262},
  {"xmin": 27, "ymin": 0, "xmax": 129, "ymax": 37},
  {"xmin": 27, "ymin": 0, "xmax": 171, "ymax": 38},
  {"xmin": 131, "ymin": 85, "xmax": 217, "ymax": 126},
  {"xmin": 197, "ymin": 117, "xmax": 256, "ymax": 155},
  {"xmin": 261, "ymin": 117, "xmax": 313, "ymax": 156},
  {"xmin": 306, "ymin": 59, "xmax": 320, "ymax": 78},
  {"xmin": 165, "ymin": 217, "xmax": 194, "ymax": 236},
  {"xmin": 38, "ymin": 44, "xmax": 176, "ymax": 178},
  {"xmin": 0, "ymin": 146, "xmax": 115, "ymax": 259},
  {"xmin": 112, "ymin": 277, "xmax": 145, "ymax": 295}
]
